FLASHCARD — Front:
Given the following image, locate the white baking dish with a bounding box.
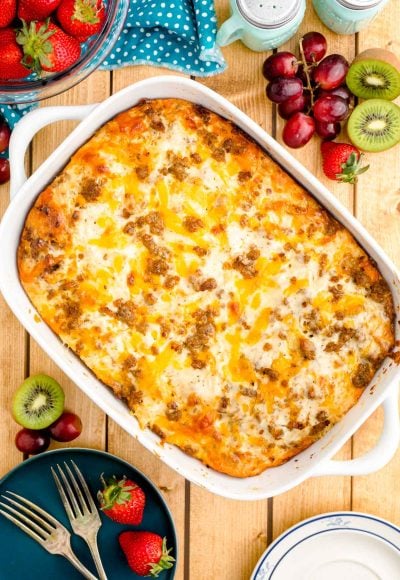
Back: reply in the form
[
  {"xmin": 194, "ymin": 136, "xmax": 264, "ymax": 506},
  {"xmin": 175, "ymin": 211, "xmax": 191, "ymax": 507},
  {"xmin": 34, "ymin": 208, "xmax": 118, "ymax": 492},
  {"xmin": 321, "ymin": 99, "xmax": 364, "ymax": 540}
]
[{"xmin": 1, "ymin": 76, "xmax": 399, "ymax": 500}]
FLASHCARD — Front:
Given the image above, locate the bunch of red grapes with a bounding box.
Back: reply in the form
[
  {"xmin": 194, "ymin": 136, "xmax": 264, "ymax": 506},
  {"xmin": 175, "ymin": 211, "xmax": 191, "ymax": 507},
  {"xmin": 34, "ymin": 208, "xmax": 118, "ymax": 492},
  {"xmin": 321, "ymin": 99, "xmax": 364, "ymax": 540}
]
[{"xmin": 263, "ymin": 32, "xmax": 351, "ymax": 148}]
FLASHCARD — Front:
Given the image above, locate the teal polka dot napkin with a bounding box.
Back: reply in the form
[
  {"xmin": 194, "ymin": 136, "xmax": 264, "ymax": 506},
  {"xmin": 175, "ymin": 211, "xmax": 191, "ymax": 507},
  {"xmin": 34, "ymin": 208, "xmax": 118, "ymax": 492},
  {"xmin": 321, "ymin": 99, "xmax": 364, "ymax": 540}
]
[
  {"xmin": 0, "ymin": 103, "xmax": 33, "ymax": 129},
  {"xmin": 0, "ymin": 104, "xmax": 33, "ymax": 163},
  {"xmin": 100, "ymin": 0, "xmax": 226, "ymax": 75}
]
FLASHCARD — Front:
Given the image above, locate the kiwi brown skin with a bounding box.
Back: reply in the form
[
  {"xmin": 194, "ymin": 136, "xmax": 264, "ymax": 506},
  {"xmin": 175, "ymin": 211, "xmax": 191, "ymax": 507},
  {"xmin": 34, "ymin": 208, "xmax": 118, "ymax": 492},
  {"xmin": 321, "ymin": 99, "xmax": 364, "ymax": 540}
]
[
  {"xmin": 352, "ymin": 48, "xmax": 400, "ymax": 71},
  {"xmin": 12, "ymin": 373, "xmax": 65, "ymax": 430},
  {"xmin": 347, "ymin": 99, "xmax": 400, "ymax": 153},
  {"xmin": 346, "ymin": 48, "xmax": 400, "ymax": 101}
]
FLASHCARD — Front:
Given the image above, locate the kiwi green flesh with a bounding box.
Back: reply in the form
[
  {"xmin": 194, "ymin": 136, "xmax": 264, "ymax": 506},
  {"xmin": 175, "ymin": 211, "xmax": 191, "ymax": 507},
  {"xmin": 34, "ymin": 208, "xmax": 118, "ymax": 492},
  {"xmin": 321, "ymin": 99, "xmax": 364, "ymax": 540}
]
[
  {"xmin": 348, "ymin": 99, "xmax": 400, "ymax": 152},
  {"xmin": 12, "ymin": 373, "xmax": 65, "ymax": 430},
  {"xmin": 346, "ymin": 59, "xmax": 400, "ymax": 100}
]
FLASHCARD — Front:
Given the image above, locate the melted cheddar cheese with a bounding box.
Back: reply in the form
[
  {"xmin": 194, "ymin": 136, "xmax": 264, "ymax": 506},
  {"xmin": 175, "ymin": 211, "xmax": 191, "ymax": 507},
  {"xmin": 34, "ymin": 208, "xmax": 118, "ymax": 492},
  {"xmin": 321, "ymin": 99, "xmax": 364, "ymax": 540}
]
[{"xmin": 18, "ymin": 99, "xmax": 395, "ymax": 477}]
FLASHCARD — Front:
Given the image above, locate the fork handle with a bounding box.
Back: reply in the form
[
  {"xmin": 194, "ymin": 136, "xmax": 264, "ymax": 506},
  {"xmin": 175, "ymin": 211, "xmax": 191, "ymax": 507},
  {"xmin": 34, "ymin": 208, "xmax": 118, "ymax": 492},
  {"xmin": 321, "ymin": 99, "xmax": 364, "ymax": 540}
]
[
  {"xmin": 62, "ymin": 546, "xmax": 99, "ymax": 580},
  {"xmin": 86, "ymin": 530, "xmax": 108, "ymax": 580}
]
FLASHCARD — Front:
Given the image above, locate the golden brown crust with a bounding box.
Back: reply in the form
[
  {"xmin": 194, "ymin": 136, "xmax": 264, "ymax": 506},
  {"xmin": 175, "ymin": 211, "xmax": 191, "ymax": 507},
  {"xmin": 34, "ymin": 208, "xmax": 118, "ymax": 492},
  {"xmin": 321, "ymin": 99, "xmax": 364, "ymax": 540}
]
[{"xmin": 18, "ymin": 99, "xmax": 395, "ymax": 477}]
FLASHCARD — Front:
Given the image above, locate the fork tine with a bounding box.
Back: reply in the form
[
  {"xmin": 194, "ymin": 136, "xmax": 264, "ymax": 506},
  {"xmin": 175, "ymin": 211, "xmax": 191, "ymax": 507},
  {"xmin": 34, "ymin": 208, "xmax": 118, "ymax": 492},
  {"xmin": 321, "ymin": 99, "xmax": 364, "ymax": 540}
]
[
  {"xmin": 56, "ymin": 463, "xmax": 83, "ymax": 517},
  {"xmin": 0, "ymin": 500, "xmax": 49, "ymax": 539},
  {"xmin": 5, "ymin": 491, "xmax": 61, "ymax": 528},
  {"xmin": 0, "ymin": 507, "xmax": 45, "ymax": 544},
  {"xmin": 64, "ymin": 462, "xmax": 90, "ymax": 516},
  {"xmin": 1, "ymin": 495, "xmax": 54, "ymax": 533},
  {"xmin": 70, "ymin": 460, "xmax": 97, "ymax": 513},
  {"xmin": 51, "ymin": 467, "xmax": 75, "ymax": 522}
]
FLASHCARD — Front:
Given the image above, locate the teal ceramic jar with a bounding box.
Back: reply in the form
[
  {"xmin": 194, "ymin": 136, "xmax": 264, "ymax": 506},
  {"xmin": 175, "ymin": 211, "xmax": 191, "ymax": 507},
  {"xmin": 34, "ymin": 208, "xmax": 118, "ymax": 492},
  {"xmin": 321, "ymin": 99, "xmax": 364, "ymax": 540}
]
[
  {"xmin": 312, "ymin": 0, "xmax": 390, "ymax": 34},
  {"xmin": 216, "ymin": 0, "xmax": 306, "ymax": 52}
]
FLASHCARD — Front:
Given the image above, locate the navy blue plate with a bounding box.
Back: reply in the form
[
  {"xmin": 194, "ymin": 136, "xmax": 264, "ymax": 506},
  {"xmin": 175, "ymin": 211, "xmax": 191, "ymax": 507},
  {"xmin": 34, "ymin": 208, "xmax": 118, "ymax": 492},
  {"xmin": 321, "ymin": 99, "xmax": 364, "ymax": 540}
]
[{"xmin": 0, "ymin": 448, "xmax": 177, "ymax": 580}]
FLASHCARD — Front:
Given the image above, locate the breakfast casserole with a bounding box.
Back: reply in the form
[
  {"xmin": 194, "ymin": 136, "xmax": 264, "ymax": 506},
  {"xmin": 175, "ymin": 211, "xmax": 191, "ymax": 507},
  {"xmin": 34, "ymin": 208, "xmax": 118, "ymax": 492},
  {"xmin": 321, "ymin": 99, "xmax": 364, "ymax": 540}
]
[{"xmin": 18, "ymin": 98, "xmax": 395, "ymax": 477}]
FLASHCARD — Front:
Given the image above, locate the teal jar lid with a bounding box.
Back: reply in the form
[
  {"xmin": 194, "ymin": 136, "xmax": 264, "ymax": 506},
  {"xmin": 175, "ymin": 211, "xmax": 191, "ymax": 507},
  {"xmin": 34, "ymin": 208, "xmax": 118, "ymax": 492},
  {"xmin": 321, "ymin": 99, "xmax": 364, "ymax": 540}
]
[
  {"xmin": 313, "ymin": 0, "xmax": 389, "ymax": 33},
  {"xmin": 337, "ymin": 0, "xmax": 384, "ymax": 8},
  {"xmin": 237, "ymin": 0, "xmax": 303, "ymax": 28},
  {"xmin": 217, "ymin": 0, "xmax": 306, "ymax": 51}
]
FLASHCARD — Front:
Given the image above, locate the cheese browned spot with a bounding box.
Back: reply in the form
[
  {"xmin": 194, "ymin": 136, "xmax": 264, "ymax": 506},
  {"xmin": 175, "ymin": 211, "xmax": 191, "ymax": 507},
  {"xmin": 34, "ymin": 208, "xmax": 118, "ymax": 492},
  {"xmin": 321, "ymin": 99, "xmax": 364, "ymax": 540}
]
[{"xmin": 18, "ymin": 99, "xmax": 395, "ymax": 478}]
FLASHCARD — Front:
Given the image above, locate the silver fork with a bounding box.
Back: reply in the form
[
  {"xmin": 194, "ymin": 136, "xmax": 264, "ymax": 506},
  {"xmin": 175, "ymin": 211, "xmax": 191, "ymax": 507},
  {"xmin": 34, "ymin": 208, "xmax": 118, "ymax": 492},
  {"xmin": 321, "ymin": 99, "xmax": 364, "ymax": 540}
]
[
  {"xmin": 51, "ymin": 461, "xmax": 107, "ymax": 580},
  {"xmin": 0, "ymin": 491, "xmax": 98, "ymax": 580}
]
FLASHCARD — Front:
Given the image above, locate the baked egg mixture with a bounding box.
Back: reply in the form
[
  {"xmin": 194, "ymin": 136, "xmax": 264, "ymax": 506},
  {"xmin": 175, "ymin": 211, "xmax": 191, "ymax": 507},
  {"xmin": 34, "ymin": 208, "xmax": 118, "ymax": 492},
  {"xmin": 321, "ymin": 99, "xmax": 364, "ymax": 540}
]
[{"xmin": 18, "ymin": 99, "xmax": 395, "ymax": 477}]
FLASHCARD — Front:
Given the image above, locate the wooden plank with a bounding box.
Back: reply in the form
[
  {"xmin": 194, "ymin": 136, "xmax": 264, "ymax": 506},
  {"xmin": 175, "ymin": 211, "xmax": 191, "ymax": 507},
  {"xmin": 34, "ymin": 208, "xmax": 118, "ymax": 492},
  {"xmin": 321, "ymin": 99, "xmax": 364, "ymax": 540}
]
[
  {"xmin": 189, "ymin": 3, "xmax": 271, "ymax": 579},
  {"xmin": 352, "ymin": 0, "xmax": 400, "ymax": 526},
  {"xmin": 0, "ymin": 95, "xmax": 34, "ymax": 473},
  {"xmin": 107, "ymin": 65, "xmax": 188, "ymax": 580},
  {"xmin": 28, "ymin": 71, "xmax": 111, "ymax": 452},
  {"xmin": 190, "ymin": 495, "xmax": 270, "ymax": 579},
  {"xmin": 354, "ymin": 0, "xmax": 400, "ymax": 265},
  {"xmin": 272, "ymin": 469, "xmax": 353, "ymax": 538},
  {"xmin": 272, "ymin": 9, "xmax": 355, "ymax": 539},
  {"xmin": 112, "ymin": 64, "xmax": 185, "ymax": 89},
  {"xmin": 351, "ymin": 407, "xmax": 400, "ymax": 524},
  {"xmin": 0, "ymin": 175, "xmax": 27, "ymax": 474},
  {"xmin": 201, "ymin": 2, "xmax": 273, "ymax": 130}
]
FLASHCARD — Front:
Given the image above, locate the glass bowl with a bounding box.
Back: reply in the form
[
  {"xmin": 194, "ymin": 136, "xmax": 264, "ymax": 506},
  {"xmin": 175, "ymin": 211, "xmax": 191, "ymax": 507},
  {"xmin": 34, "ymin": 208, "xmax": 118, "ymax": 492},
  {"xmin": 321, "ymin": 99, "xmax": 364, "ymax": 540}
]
[{"xmin": 0, "ymin": 0, "xmax": 129, "ymax": 105}]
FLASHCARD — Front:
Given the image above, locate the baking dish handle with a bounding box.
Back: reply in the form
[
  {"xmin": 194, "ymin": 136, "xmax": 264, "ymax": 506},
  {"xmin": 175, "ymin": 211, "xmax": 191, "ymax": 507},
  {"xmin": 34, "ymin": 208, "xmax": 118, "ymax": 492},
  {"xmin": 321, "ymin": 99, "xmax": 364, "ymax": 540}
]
[
  {"xmin": 9, "ymin": 104, "xmax": 98, "ymax": 199},
  {"xmin": 313, "ymin": 385, "xmax": 399, "ymax": 477}
]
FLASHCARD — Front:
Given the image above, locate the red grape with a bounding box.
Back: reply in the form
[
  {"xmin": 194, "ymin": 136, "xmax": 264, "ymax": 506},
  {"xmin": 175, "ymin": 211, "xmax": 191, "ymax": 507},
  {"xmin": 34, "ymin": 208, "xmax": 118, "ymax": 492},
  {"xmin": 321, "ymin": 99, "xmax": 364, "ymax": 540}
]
[
  {"xmin": 315, "ymin": 120, "xmax": 341, "ymax": 140},
  {"xmin": 49, "ymin": 411, "xmax": 82, "ymax": 442},
  {"xmin": 317, "ymin": 85, "xmax": 352, "ymax": 103},
  {"xmin": 0, "ymin": 120, "xmax": 11, "ymax": 153},
  {"xmin": 313, "ymin": 95, "xmax": 349, "ymax": 123},
  {"xmin": 313, "ymin": 54, "xmax": 349, "ymax": 90},
  {"xmin": 266, "ymin": 77, "xmax": 303, "ymax": 104},
  {"xmin": 0, "ymin": 158, "xmax": 10, "ymax": 184},
  {"xmin": 15, "ymin": 428, "xmax": 50, "ymax": 455},
  {"xmin": 301, "ymin": 32, "xmax": 327, "ymax": 64},
  {"xmin": 278, "ymin": 92, "xmax": 310, "ymax": 120},
  {"xmin": 282, "ymin": 113, "xmax": 315, "ymax": 148},
  {"xmin": 262, "ymin": 51, "xmax": 298, "ymax": 81}
]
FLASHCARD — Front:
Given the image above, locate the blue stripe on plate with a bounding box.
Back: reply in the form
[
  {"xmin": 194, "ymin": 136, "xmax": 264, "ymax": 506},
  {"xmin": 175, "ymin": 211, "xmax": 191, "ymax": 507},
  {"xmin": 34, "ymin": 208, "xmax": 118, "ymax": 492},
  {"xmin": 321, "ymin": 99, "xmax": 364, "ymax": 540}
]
[
  {"xmin": 253, "ymin": 513, "xmax": 400, "ymax": 579},
  {"xmin": 269, "ymin": 528, "xmax": 400, "ymax": 579}
]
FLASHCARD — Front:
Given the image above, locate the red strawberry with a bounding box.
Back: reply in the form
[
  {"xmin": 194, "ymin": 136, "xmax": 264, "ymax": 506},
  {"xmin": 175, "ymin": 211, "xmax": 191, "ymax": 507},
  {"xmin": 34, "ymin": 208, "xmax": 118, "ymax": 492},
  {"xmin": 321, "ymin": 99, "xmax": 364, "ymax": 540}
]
[
  {"xmin": 0, "ymin": 28, "xmax": 30, "ymax": 80},
  {"xmin": 321, "ymin": 141, "xmax": 369, "ymax": 183},
  {"xmin": 119, "ymin": 531, "xmax": 175, "ymax": 578},
  {"xmin": 16, "ymin": 20, "xmax": 81, "ymax": 74},
  {"xmin": 57, "ymin": 0, "xmax": 106, "ymax": 42},
  {"xmin": 18, "ymin": 0, "xmax": 62, "ymax": 21},
  {"xmin": 97, "ymin": 475, "xmax": 146, "ymax": 525},
  {"xmin": 0, "ymin": 0, "xmax": 16, "ymax": 28}
]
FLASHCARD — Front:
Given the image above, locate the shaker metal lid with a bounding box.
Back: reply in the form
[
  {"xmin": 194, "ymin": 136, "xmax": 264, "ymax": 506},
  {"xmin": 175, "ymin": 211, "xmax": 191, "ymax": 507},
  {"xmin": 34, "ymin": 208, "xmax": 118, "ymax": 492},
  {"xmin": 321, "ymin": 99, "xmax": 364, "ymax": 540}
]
[
  {"xmin": 236, "ymin": 0, "xmax": 303, "ymax": 29},
  {"xmin": 337, "ymin": 0, "xmax": 384, "ymax": 8}
]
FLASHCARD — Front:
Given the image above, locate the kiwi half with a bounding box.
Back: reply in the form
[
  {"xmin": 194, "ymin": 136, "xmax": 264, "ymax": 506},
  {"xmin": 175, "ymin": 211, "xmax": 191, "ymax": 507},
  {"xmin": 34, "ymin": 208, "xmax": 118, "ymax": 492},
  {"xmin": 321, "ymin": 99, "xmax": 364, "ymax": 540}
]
[
  {"xmin": 12, "ymin": 374, "xmax": 65, "ymax": 429},
  {"xmin": 346, "ymin": 49, "xmax": 400, "ymax": 101},
  {"xmin": 347, "ymin": 99, "xmax": 400, "ymax": 153}
]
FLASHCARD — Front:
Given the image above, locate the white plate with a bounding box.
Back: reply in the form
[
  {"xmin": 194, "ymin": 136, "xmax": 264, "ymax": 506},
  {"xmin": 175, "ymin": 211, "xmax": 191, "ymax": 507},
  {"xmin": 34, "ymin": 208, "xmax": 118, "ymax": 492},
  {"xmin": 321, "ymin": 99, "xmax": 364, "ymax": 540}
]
[{"xmin": 251, "ymin": 512, "xmax": 400, "ymax": 580}]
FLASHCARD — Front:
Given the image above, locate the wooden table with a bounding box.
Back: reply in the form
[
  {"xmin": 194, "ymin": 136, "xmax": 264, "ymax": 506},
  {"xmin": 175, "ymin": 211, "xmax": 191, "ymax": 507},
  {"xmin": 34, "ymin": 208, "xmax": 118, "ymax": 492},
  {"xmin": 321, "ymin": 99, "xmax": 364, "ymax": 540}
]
[{"xmin": 1, "ymin": 2, "xmax": 399, "ymax": 578}]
